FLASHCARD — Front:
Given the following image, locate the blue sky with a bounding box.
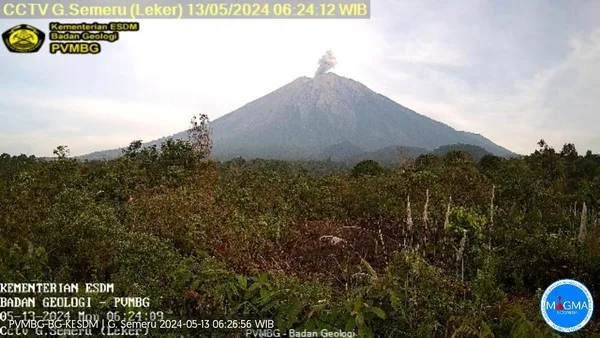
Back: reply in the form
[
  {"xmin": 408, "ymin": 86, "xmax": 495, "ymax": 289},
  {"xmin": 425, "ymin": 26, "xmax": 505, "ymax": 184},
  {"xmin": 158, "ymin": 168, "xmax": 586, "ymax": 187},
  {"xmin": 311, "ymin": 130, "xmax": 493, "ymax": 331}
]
[{"xmin": 1, "ymin": 0, "xmax": 599, "ymax": 156}]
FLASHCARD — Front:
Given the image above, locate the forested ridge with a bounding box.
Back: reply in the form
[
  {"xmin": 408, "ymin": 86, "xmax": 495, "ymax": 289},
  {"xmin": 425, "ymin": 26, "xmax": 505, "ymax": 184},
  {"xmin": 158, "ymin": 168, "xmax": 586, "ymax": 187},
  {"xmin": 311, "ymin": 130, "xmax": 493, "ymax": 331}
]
[{"xmin": 1, "ymin": 135, "xmax": 599, "ymax": 337}]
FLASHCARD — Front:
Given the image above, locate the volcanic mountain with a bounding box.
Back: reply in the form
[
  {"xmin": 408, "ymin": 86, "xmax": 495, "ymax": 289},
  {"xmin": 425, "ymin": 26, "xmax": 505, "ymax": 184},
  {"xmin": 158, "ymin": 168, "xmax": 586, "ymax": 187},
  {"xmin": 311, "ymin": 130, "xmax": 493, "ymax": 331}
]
[{"xmin": 84, "ymin": 73, "xmax": 514, "ymax": 160}]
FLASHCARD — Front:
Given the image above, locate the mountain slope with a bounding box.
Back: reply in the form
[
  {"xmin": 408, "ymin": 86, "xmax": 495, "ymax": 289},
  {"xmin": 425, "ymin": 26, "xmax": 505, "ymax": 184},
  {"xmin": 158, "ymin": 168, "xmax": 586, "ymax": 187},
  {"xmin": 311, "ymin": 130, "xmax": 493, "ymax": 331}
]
[
  {"xmin": 318, "ymin": 141, "xmax": 366, "ymax": 161},
  {"xmin": 206, "ymin": 73, "xmax": 513, "ymax": 157},
  {"xmin": 82, "ymin": 72, "xmax": 514, "ymax": 160}
]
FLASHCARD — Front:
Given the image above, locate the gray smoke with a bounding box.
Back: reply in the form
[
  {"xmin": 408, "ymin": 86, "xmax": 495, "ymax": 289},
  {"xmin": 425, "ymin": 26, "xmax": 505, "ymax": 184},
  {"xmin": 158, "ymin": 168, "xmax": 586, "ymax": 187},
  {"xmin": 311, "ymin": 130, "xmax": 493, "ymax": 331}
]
[{"xmin": 315, "ymin": 50, "xmax": 337, "ymax": 76}]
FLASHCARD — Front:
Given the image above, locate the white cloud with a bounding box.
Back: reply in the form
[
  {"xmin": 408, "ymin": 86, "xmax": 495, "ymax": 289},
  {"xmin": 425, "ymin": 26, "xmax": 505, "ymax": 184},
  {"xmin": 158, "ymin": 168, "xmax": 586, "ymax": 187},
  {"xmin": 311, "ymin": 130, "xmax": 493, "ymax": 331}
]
[
  {"xmin": 380, "ymin": 27, "xmax": 600, "ymax": 155},
  {"xmin": 1, "ymin": 18, "xmax": 388, "ymax": 156},
  {"xmin": 0, "ymin": 90, "xmax": 193, "ymax": 155},
  {"xmin": 121, "ymin": 19, "xmax": 385, "ymax": 120}
]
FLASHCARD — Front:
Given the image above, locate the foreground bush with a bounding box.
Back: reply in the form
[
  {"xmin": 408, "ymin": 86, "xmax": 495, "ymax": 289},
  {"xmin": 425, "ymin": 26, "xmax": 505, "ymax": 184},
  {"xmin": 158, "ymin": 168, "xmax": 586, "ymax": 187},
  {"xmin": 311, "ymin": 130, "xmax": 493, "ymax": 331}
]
[{"xmin": 0, "ymin": 140, "xmax": 599, "ymax": 336}]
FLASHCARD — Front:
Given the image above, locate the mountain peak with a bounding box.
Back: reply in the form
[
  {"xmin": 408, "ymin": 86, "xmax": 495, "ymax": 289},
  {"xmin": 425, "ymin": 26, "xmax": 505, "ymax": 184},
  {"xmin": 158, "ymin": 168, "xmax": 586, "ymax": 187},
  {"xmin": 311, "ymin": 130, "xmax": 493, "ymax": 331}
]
[
  {"xmin": 205, "ymin": 73, "xmax": 513, "ymax": 158},
  {"xmin": 82, "ymin": 73, "xmax": 514, "ymax": 160},
  {"xmin": 291, "ymin": 76, "xmax": 311, "ymax": 83}
]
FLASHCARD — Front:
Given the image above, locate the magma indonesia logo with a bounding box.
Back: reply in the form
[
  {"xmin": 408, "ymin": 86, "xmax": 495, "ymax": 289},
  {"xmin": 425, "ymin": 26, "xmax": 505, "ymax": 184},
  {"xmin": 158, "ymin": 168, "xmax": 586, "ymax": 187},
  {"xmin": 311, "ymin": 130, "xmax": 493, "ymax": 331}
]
[
  {"xmin": 541, "ymin": 279, "xmax": 594, "ymax": 333},
  {"xmin": 2, "ymin": 24, "xmax": 45, "ymax": 53}
]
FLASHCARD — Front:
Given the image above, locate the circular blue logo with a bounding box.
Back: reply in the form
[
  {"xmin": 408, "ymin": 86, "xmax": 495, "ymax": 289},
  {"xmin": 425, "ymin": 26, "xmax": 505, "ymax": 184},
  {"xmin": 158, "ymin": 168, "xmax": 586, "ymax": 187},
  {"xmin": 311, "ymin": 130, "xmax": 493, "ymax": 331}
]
[{"xmin": 541, "ymin": 279, "xmax": 594, "ymax": 332}]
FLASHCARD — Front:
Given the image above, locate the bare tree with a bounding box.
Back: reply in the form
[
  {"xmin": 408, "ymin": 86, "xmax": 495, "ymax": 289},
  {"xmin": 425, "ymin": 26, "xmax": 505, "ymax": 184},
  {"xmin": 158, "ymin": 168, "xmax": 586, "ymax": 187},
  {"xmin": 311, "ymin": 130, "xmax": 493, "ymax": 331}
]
[
  {"xmin": 489, "ymin": 185, "xmax": 495, "ymax": 249},
  {"xmin": 53, "ymin": 145, "xmax": 70, "ymax": 159},
  {"xmin": 404, "ymin": 194, "xmax": 414, "ymax": 248},
  {"xmin": 188, "ymin": 114, "xmax": 212, "ymax": 158},
  {"xmin": 397, "ymin": 146, "xmax": 414, "ymax": 168}
]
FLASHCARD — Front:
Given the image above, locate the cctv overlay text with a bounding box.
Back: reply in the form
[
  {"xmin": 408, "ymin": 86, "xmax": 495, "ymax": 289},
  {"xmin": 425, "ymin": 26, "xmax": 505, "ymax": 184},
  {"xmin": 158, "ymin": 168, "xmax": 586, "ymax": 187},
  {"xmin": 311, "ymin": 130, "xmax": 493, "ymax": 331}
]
[
  {"xmin": 1, "ymin": 0, "xmax": 371, "ymax": 19},
  {"xmin": 0, "ymin": 282, "xmax": 312, "ymax": 336}
]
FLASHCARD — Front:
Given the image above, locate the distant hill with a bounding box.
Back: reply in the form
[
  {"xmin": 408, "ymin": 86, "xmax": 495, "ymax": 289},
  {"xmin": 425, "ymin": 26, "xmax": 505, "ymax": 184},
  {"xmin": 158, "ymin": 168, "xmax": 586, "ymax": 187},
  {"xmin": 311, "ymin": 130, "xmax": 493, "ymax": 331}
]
[
  {"xmin": 431, "ymin": 143, "xmax": 493, "ymax": 162},
  {"xmin": 82, "ymin": 72, "xmax": 515, "ymax": 160},
  {"xmin": 346, "ymin": 145, "xmax": 429, "ymax": 166},
  {"xmin": 319, "ymin": 141, "xmax": 366, "ymax": 161}
]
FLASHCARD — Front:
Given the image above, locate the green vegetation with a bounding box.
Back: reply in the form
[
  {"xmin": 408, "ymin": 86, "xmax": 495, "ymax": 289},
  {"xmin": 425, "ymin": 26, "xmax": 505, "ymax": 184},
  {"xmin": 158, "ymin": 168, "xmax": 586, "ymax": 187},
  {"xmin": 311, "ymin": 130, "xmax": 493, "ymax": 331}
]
[
  {"xmin": 1, "ymin": 133, "xmax": 599, "ymax": 337},
  {"xmin": 351, "ymin": 160, "xmax": 385, "ymax": 178},
  {"xmin": 431, "ymin": 143, "xmax": 492, "ymax": 163}
]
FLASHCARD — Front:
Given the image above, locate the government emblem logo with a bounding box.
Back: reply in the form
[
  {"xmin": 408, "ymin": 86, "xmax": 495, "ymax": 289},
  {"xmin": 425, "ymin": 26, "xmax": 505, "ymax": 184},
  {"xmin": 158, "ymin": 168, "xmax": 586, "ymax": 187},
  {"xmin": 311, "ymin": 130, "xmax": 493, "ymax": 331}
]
[{"xmin": 2, "ymin": 24, "xmax": 45, "ymax": 53}]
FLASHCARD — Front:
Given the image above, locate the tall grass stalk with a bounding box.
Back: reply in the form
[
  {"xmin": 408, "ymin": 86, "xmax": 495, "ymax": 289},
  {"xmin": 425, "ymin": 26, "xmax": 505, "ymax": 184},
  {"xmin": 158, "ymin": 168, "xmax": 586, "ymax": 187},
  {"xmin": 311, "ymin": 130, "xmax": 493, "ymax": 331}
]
[{"xmin": 578, "ymin": 203, "xmax": 588, "ymax": 244}]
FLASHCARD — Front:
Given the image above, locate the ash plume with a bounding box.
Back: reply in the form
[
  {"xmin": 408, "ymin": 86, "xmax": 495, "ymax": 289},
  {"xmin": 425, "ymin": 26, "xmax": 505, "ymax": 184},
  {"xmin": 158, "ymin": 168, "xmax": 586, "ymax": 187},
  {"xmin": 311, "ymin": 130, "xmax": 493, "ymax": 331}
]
[{"xmin": 315, "ymin": 50, "xmax": 337, "ymax": 76}]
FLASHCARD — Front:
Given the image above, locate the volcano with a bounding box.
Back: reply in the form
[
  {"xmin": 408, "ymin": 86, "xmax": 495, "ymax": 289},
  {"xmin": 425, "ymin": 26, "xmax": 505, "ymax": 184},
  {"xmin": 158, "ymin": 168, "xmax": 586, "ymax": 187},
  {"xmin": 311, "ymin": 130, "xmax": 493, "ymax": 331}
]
[{"xmin": 84, "ymin": 73, "xmax": 514, "ymax": 160}]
